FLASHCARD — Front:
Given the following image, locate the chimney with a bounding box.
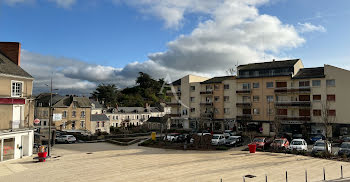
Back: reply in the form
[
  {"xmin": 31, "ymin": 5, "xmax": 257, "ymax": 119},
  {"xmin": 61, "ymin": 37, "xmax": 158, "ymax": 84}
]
[
  {"xmin": 0, "ymin": 42, "xmax": 21, "ymax": 66},
  {"xmin": 272, "ymin": 59, "xmax": 275, "ymax": 62}
]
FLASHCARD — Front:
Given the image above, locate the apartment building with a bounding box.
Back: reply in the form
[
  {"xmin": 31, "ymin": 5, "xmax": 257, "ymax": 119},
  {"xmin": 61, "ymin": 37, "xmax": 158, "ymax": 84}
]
[
  {"xmin": 105, "ymin": 104, "xmax": 170, "ymax": 128},
  {"xmin": 0, "ymin": 42, "xmax": 34, "ymax": 162},
  {"xmin": 34, "ymin": 93, "xmax": 63, "ymax": 127},
  {"xmin": 52, "ymin": 96, "xmax": 92, "ymax": 133}
]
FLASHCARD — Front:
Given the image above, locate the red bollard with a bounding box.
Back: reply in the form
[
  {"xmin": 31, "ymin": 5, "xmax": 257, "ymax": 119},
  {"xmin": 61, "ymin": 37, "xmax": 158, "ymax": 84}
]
[
  {"xmin": 38, "ymin": 152, "xmax": 48, "ymax": 162},
  {"xmin": 248, "ymin": 144, "xmax": 256, "ymax": 153}
]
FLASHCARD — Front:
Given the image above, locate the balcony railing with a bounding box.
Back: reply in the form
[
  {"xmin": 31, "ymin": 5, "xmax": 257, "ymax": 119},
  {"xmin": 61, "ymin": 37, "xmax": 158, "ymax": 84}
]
[
  {"xmin": 274, "ymin": 87, "xmax": 311, "ymax": 94},
  {"xmin": 236, "ymin": 89, "xmax": 251, "ymax": 94},
  {"xmin": 236, "ymin": 115, "xmax": 252, "ymax": 121},
  {"xmin": 200, "ymin": 113, "xmax": 213, "ymax": 118},
  {"xmin": 200, "ymin": 90, "xmax": 213, "ymax": 95},
  {"xmin": 200, "ymin": 102, "xmax": 213, "ymax": 106},
  {"xmin": 169, "ymin": 114, "xmax": 181, "ymax": 117},
  {"xmin": 275, "ymin": 101, "xmax": 311, "ymax": 107},
  {"xmin": 275, "ymin": 115, "xmax": 311, "ymax": 122},
  {"xmin": 236, "ymin": 102, "xmax": 252, "ymax": 107},
  {"xmin": 166, "ymin": 102, "xmax": 181, "ymax": 106}
]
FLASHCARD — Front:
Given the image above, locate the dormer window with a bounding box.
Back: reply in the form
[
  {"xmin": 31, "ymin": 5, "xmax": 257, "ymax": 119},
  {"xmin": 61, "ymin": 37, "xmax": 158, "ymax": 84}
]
[{"xmin": 11, "ymin": 81, "xmax": 23, "ymax": 97}]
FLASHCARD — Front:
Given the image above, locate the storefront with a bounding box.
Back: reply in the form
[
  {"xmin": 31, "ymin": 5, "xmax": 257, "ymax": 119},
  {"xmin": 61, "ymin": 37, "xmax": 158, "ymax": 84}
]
[{"xmin": 0, "ymin": 130, "xmax": 34, "ymax": 162}]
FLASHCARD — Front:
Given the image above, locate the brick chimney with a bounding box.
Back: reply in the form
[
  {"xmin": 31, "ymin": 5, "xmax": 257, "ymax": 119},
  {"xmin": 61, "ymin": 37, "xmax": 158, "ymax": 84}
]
[{"xmin": 0, "ymin": 42, "xmax": 21, "ymax": 66}]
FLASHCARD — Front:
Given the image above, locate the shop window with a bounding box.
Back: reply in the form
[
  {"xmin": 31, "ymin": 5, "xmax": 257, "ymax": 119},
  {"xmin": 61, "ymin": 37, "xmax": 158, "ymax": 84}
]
[{"xmin": 2, "ymin": 138, "xmax": 15, "ymax": 161}]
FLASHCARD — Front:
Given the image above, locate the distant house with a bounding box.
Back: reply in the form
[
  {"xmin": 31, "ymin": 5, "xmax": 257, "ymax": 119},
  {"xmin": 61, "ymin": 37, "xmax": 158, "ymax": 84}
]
[
  {"xmin": 34, "ymin": 93, "xmax": 64, "ymax": 127},
  {"xmin": 0, "ymin": 42, "xmax": 34, "ymax": 162},
  {"xmin": 91, "ymin": 114, "xmax": 110, "ymax": 134}
]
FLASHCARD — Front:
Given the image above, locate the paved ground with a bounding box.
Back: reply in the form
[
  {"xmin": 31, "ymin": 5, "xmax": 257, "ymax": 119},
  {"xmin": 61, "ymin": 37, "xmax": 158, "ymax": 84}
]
[{"xmin": 1, "ymin": 142, "xmax": 350, "ymax": 182}]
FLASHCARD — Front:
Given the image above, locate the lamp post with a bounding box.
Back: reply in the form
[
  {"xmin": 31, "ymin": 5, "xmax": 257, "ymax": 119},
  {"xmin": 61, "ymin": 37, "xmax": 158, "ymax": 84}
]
[{"xmin": 46, "ymin": 77, "xmax": 58, "ymax": 157}]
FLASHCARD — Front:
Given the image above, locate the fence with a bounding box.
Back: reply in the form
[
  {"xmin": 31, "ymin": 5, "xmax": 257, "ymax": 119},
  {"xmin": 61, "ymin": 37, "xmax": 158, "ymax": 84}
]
[{"xmin": 217, "ymin": 165, "xmax": 347, "ymax": 182}]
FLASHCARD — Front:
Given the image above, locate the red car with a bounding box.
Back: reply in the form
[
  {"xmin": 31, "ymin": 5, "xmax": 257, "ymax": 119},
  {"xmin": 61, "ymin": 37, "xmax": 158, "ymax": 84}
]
[
  {"xmin": 270, "ymin": 138, "xmax": 289, "ymax": 149},
  {"xmin": 250, "ymin": 137, "xmax": 270, "ymax": 150}
]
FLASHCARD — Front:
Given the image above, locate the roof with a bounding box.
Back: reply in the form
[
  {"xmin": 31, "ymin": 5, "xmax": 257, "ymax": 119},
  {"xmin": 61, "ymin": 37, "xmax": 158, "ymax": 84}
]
[
  {"xmin": 238, "ymin": 59, "xmax": 300, "ymax": 71},
  {"xmin": 200, "ymin": 76, "xmax": 235, "ymax": 84},
  {"xmin": 293, "ymin": 67, "xmax": 325, "ymax": 79},
  {"xmin": 107, "ymin": 106, "xmax": 161, "ymax": 114},
  {"xmin": 90, "ymin": 99, "xmax": 103, "ymax": 108},
  {"xmin": 91, "ymin": 114, "xmax": 109, "ymax": 121},
  {"xmin": 0, "ymin": 52, "xmax": 33, "ymax": 78},
  {"xmin": 171, "ymin": 78, "xmax": 181, "ymax": 86},
  {"xmin": 35, "ymin": 93, "xmax": 64, "ymax": 107},
  {"xmin": 147, "ymin": 116, "xmax": 169, "ymax": 123},
  {"xmin": 53, "ymin": 96, "xmax": 91, "ymax": 108}
]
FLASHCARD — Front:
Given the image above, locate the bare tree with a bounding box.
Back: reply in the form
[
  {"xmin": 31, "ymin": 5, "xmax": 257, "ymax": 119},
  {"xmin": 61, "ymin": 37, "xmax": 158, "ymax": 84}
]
[
  {"xmin": 321, "ymin": 101, "xmax": 336, "ymax": 154},
  {"xmin": 226, "ymin": 60, "xmax": 238, "ymax": 76}
]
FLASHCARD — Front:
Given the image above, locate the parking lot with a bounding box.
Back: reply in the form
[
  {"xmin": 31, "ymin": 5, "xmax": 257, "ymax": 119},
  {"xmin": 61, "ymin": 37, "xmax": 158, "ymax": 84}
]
[{"xmin": 1, "ymin": 142, "xmax": 350, "ymax": 182}]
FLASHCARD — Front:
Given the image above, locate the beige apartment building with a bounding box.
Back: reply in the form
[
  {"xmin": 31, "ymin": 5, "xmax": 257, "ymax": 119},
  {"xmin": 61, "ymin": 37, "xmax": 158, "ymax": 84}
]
[
  {"xmin": 0, "ymin": 42, "xmax": 34, "ymax": 162},
  {"xmin": 167, "ymin": 59, "xmax": 350, "ymax": 137}
]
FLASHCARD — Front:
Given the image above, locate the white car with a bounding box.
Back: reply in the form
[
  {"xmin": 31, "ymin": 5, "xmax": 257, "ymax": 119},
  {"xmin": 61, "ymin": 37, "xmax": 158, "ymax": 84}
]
[
  {"xmin": 289, "ymin": 139, "xmax": 308, "ymax": 151},
  {"xmin": 164, "ymin": 133, "xmax": 180, "ymax": 142},
  {"xmin": 211, "ymin": 134, "xmax": 226, "ymax": 146},
  {"xmin": 312, "ymin": 140, "xmax": 332, "ymax": 153},
  {"xmin": 56, "ymin": 135, "xmax": 76, "ymax": 143}
]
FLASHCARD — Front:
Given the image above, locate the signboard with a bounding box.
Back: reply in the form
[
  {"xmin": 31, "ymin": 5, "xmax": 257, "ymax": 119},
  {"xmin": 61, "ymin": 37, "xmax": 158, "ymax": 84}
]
[
  {"xmin": 53, "ymin": 114, "xmax": 62, "ymax": 121},
  {"xmin": 34, "ymin": 118, "xmax": 40, "ymax": 124}
]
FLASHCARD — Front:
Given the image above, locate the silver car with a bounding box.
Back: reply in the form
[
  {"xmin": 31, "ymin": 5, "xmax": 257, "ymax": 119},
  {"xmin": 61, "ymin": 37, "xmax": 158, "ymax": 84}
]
[{"xmin": 312, "ymin": 140, "xmax": 331, "ymax": 153}]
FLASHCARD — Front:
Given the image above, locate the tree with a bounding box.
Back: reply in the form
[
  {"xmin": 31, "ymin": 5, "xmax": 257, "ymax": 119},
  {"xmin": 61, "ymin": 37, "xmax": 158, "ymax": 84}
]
[
  {"xmin": 321, "ymin": 101, "xmax": 336, "ymax": 154},
  {"xmin": 91, "ymin": 84, "xmax": 119, "ymax": 107}
]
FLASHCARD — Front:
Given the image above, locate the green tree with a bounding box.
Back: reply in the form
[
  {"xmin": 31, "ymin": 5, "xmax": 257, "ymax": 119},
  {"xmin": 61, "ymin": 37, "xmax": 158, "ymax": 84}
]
[{"xmin": 91, "ymin": 84, "xmax": 119, "ymax": 107}]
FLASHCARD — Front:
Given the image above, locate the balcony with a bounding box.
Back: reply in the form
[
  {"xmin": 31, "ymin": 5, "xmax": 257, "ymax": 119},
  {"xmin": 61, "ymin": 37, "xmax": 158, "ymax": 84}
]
[
  {"xmin": 236, "ymin": 115, "xmax": 252, "ymax": 121},
  {"xmin": 166, "ymin": 102, "xmax": 181, "ymax": 106},
  {"xmin": 275, "ymin": 101, "xmax": 311, "ymax": 108},
  {"xmin": 274, "ymin": 87, "xmax": 311, "ymax": 94},
  {"xmin": 236, "ymin": 89, "xmax": 251, "ymax": 94},
  {"xmin": 276, "ymin": 116, "xmax": 311, "ymax": 122},
  {"xmin": 200, "ymin": 102, "xmax": 213, "ymax": 106},
  {"xmin": 200, "ymin": 90, "xmax": 213, "ymax": 95},
  {"xmin": 200, "ymin": 113, "xmax": 213, "ymax": 118},
  {"xmin": 236, "ymin": 102, "xmax": 252, "ymax": 108},
  {"xmin": 169, "ymin": 114, "xmax": 181, "ymax": 117},
  {"xmin": 166, "ymin": 91, "xmax": 181, "ymax": 96}
]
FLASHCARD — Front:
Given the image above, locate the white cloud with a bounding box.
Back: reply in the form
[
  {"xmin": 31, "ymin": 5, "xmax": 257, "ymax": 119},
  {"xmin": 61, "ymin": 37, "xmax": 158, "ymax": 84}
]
[
  {"xmin": 297, "ymin": 22, "xmax": 326, "ymax": 33},
  {"xmin": 3, "ymin": 0, "xmax": 76, "ymax": 8}
]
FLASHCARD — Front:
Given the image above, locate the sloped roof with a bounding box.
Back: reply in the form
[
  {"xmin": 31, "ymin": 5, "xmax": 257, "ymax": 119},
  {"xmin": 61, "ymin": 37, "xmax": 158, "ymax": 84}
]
[
  {"xmin": 200, "ymin": 76, "xmax": 235, "ymax": 84},
  {"xmin": 0, "ymin": 52, "xmax": 33, "ymax": 78},
  {"xmin": 53, "ymin": 96, "xmax": 91, "ymax": 108},
  {"xmin": 73, "ymin": 97, "xmax": 91, "ymax": 107},
  {"xmin": 171, "ymin": 79, "xmax": 181, "ymax": 86},
  {"xmin": 238, "ymin": 59, "xmax": 300, "ymax": 71},
  {"xmin": 91, "ymin": 114, "xmax": 109, "ymax": 121},
  {"xmin": 106, "ymin": 106, "xmax": 161, "ymax": 114},
  {"xmin": 90, "ymin": 99, "xmax": 103, "ymax": 108},
  {"xmin": 35, "ymin": 93, "xmax": 64, "ymax": 107},
  {"xmin": 293, "ymin": 67, "xmax": 325, "ymax": 79}
]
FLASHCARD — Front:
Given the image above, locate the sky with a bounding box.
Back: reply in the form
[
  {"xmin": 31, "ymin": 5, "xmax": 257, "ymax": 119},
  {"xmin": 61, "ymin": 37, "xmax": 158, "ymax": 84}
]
[{"xmin": 1, "ymin": 0, "xmax": 349, "ymax": 95}]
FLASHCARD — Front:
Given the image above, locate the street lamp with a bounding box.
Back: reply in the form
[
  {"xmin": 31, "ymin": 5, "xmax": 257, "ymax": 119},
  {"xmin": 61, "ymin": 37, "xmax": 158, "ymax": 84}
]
[{"xmin": 45, "ymin": 77, "xmax": 58, "ymax": 157}]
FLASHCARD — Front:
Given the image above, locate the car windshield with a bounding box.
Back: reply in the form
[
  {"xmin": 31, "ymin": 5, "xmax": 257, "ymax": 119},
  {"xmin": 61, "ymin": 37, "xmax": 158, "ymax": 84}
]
[
  {"xmin": 213, "ymin": 136, "xmax": 220, "ymax": 139},
  {"xmin": 253, "ymin": 138, "xmax": 264, "ymax": 142},
  {"xmin": 291, "ymin": 141, "xmax": 303, "ymax": 145},
  {"xmin": 341, "ymin": 143, "xmax": 350, "ymax": 148},
  {"xmin": 315, "ymin": 142, "xmax": 325, "ymax": 146}
]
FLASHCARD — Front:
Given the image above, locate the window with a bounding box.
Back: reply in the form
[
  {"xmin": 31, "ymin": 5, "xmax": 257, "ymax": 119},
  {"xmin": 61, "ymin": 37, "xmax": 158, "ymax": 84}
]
[
  {"xmin": 313, "ymin": 110, "xmax": 321, "ymax": 116},
  {"xmin": 326, "ymin": 79, "xmax": 336, "ymax": 87},
  {"xmin": 243, "ymin": 109, "xmax": 251, "ymax": 115},
  {"xmin": 299, "ymin": 81, "xmax": 310, "ymax": 87},
  {"xmin": 190, "ymin": 108, "xmax": 196, "ymax": 113},
  {"xmin": 253, "ymin": 96, "xmax": 259, "ymax": 102},
  {"xmin": 277, "ymin": 109, "xmax": 287, "ymax": 116},
  {"xmin": 312, "ymin": 80, "xmax": 321, "ymax": 87},
  {"xmin": 214, "ymin": 84, "xmax": 220, "ymax": 90},
  {"xmin": 102, "ymin": 121, "xmax": 105, "ymax": 127},
  {"xmin": 206, "ymin": 85, "xmax": 212, "ymax": 91},
  {"xmin": 214, "ymin": 96, "xmax": 220, "ymax": 102},
  {"xmin": 299, "ymin": 109, "xmax": 311, "ymax": 116},
  {"xmin": 214, "ymin": 108, "xmax": 219, "ymax": 113},
  {"xmin": 72, "ymin": 121, "xmax": 75, "ymax": 129},
  {"xmin": 182, "ymin": 109, "xmax": 188, "ymax": 115},
  {"xmin": 327, "ymin": 95, "xmax": 336, "ymax": 101},
  {"xmin": 313, "ymin": 95, "xmax": 321, "ymax": 101},
  {"xmin": 276, "ymin": 82, "xmax": 287, "ymax": 88},
  {"xmin": 224, "ymin": 84, "xmax": 229, "ymax": 89},
  {"xmin": 190, "ymin": 97, "xmax": 195, "ymax": 102},
  {"xmin": 11, "ymin": 81, "xmax": 23, "ymax": 97},
  {"xmin": 253, "ymin": 82, "xmax": 260, "ymax": 88},
  {"xmin": 242, "ymin": 83, "xmax": 250, "ymax": 90},
  {"xmin": 81, "ymin": 111, "xmax": 85, "ymax": 118},
  {"xmin": 81, "ymin": 121, "xmax": 85, "ymax": 128},
  {"xmin": 177, "ymin": 87, "xmax": 181, "ymax": 92},
  {"xmin": 224, "ymin": 96, "xmax": 229, "ymax": 102},
  {"xmin": 72, "ymin": 111, "xmax": 76, "ymax": 117},
  {"xmin": 328, "ymin": 110, "xmax": 336, "ymax": 116},
  {"xmin": 97, "ymin": 122, "xmax": 99, "ymax": 127},
  {"xmin": 253, "ymin": 108, "xmax": 260, "ymax": 115},
  {"xmin": 266, "ymin": 96, "xmax": 274, "ymax": 102},
  {"xmin": 299, "ymin": 95, "xmax": 310, "ymax": 101},
  {"xmin": 267, "ymin": 108, "xmax": 274, "ymax": 115},
  {"xmin": 43, "ymin": 111, "xmax": 48, "ymax": 117},
  {"xmin": 72, "ymin": 102, "xmax": 77, "ymax": 108},
  {"xmin": 242, "ymin": 96, "xmax": 250, "ymax": 103},
  {"xmin": 190, "ymin": 86, "xmax": 195, "ymax": 91},
  {"xmin": 62, "ymin": 121, "xmax": 66, "ymax": 129},
  {"xmin": 266, "ymin": 82, "xmax": 273, "ymax": 88},
  {"xmin": 224, "ymin": 108, "xmax": 229, "ymax": 114}
]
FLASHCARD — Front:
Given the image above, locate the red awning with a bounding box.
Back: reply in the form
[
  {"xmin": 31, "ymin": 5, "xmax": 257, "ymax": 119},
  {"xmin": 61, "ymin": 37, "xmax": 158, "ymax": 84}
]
[{"xmin": 0, "ymin": 98, "xmax": 25, "ymax": 105}]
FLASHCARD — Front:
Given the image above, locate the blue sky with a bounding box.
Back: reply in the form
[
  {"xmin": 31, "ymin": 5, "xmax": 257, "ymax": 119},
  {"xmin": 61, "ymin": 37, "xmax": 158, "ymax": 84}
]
[{"xmin": 1, "ymin": 0, "xmax": 349, "ymax": 94}]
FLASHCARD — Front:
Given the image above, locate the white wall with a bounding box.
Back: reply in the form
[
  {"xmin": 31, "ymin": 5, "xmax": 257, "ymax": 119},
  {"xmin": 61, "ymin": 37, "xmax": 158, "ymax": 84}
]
[{"xmin": 0, "ymin": 130, "xmax": 33, "ymax": 161}]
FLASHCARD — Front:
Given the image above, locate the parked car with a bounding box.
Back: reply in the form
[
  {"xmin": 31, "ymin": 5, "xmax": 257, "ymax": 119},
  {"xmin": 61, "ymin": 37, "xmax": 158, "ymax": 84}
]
[
  {"xmin": 309, "ymin": 134, "xmax": 325, "ymax": 143},
  {"xmin": 164, "ymin": 133, "xmax": 180, "ymax": 142},
  {"xmin": 225, "ymin": 136, "xmax": 243, "ymax": 147},
  {"xmin": 270, "ymin": 138, "xmax": 290, "ymax": 149},
  {"xmin": 289, "ymin": 139, "xmax": 308, "ymax": 151},
  {"xmin": 338, "ymin": 142, "xmax": 350, "ymax": 157},
  {"xmin": 190, "ymin": 133, "xmax": 211, "ymax": 143},
  {"xmin": 341, "ymin": 136, "xmax": 350, "ymax": 143},
  {"xmin": 56, "ymin": 135, "xmax": 76, "ymax": 143},
  {"xmin": 211, "ymin": 134, "xmax": 226, "ymax": 146},
  {"xmin": 312, "ymin": 140, "xmax": 332, "ymax": 153},
  {"xmin": 250, "ymin": 137, "xmax": 272, "ymax": 150},
  {"xmin": 176, "ymin": 134, "xmax": 189, "ymax": 142}
]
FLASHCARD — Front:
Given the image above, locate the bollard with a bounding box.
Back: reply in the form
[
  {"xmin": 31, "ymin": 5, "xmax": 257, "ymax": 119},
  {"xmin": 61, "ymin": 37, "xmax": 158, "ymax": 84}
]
[
  {"xmin": 265, "ymin": 174, "xmax": 267, "ymax": 182},
  {"xmin": 220, "ymin": 179, "xmax": 222, "ymax": 182},
  {"xmin": 286, "ymin": 171, "xmax": 288, "ymax": 182},
  {"xmin": 323, "ymin": 167, "xmax": 326, "ymax": 180},
  {"xmin": 341, "ymin": 165, "xmax": 343, "ymax": 179},
  {"xmin": 305, "ymin": 170, "xmax": 307, "ymax": 182}
]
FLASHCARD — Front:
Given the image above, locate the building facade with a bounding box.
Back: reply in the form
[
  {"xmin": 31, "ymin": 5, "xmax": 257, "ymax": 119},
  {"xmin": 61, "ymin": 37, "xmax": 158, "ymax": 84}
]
[{"xmin": 0, "ymin": 42, "xmax": 34, "ymax": 162}]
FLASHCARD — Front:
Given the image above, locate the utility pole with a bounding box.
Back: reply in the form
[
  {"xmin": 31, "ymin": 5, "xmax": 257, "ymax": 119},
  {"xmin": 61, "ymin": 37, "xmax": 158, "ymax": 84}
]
[{"xmin": 48, "ymin": 77, "xmax": 52, "ymax": 157}]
